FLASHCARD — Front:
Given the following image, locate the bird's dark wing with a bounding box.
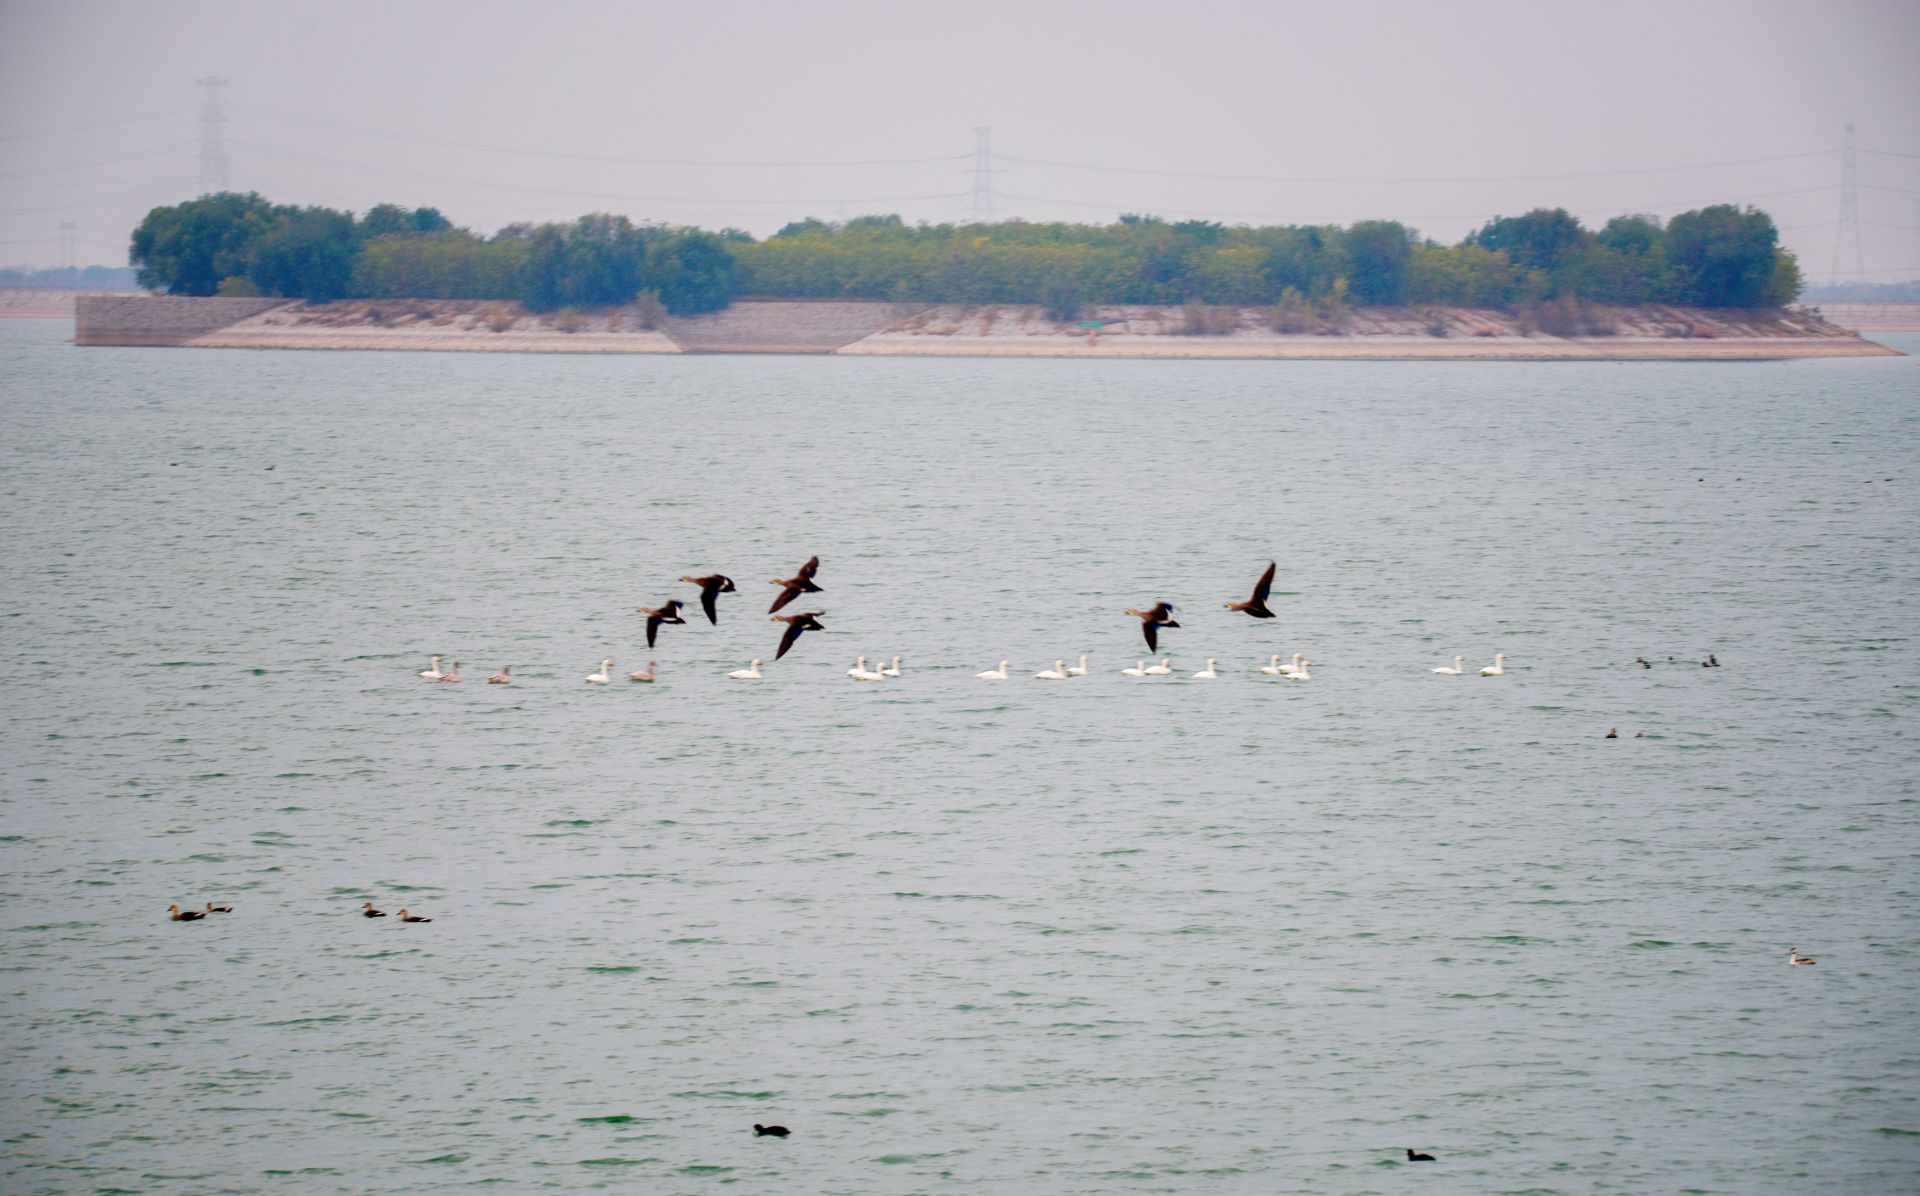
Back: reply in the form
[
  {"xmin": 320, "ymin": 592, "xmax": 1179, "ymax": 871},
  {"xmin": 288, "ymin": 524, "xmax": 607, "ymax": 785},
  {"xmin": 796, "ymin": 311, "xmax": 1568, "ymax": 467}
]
[
  {"xmin": 700, "ymin": 586, "xmax": 720, "ymax": 625},
  {"xmin": 769, "ymin": 585, "xmax": 799, "ymax": 614},
  {"xmin": 646, "ymin": 615, "xmax": 662, "ymax": 648},
  {"xmin": 1251, "ymin": 562, "xmax": 1275, "ymax": 604},
  {"xmin": 1143, "ymin": 621, "xmax": 1159, "ymax": 652},
  {"xmin": 797, "ymin": 555, "xmax": 819, "ymax": 580},
  {"xmin": 775, "ymin": 621, "xmax": 804, "ymax": 660}
]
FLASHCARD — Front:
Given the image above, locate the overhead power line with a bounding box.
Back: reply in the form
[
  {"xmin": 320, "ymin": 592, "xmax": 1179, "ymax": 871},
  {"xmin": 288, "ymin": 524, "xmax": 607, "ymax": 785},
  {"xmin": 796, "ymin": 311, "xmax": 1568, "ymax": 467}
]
[
  {"xmin": 0, "ymin": 141, "xmax": 200, "ymax": 181},
  {"xmin": 228, "ymin": 102, "xmax": 969, "ymax": 169},
  {"xmin": 995, "ymin": 148, "xmax": 1838, "ymax": 186},
  {"xmin": 0, "ymin": 105, "xmax": 199, "ymax": 143}
]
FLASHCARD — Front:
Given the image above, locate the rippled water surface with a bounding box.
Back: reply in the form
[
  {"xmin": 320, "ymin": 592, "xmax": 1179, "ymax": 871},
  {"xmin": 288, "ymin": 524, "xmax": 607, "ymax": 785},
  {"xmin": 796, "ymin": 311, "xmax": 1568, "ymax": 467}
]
[{"xmin": 3, "ymin": 320, "xmax": 1918, "ymax": 1193}]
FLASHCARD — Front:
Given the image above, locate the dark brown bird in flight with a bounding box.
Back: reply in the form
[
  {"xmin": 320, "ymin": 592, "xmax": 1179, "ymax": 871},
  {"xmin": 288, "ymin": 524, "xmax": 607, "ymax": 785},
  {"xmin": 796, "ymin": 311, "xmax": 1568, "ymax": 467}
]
[
  {"xmin": 636, "ymin": 599, "xmax": 688, "ymax": 648},
  {"xmin": 772, "ymin": 611, "xmax": 825, "ymax": 660},
  {"xmin": 1125, "ymin": 602, "xmax": 1180, "ymax": 652},
  {"xmin": 769, "ymin": 556, "xmax": 822, "ymax": 614},
  {"xmin": 1225, "ymin": 562, "xmax": 1278, "ymax": 618},
  {"xmin": 680, "ymin": 573, "xmax": 735, "ymax": 625}
]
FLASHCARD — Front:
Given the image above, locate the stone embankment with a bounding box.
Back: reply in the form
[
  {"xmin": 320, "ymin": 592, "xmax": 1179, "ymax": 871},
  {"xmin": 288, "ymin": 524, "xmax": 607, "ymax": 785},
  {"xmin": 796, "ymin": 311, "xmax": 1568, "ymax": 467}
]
[
  {"xmin": 2, "ymin": 289, "xmax": 142, "ymax": 318},
  {"xmin": 72, "ymin": 296, "xmax": 1903, "ymax": 359}
]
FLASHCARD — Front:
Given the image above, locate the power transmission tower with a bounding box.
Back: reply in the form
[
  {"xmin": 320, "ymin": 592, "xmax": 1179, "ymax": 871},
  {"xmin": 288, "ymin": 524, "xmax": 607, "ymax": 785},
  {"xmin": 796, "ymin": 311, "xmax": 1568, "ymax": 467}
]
[
  {"xmin": 196, "ymin": 76, "xmax": 230, "ymax": 194},
  {"xmin": 1829, "ymin": 122, "xmax": 1864, "ymax": 285},
  {"xmin": 969, "ymin": 126, "xmax": 997, "ymax": 224},
  {"xmin": 57, "ymin": 220, "xmax": 76, "ymax": 269}
]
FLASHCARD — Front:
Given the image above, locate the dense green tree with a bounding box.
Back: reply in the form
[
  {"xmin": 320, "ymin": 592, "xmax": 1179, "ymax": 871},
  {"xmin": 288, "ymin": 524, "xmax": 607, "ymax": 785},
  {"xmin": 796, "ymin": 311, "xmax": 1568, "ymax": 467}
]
[
  {"xmin": 654, "ymin": 231, "xmax": 736, "ymax": 314},
  {"xmin": 245, "ymin": 206, "xmax": 360, "ymax": 302},
  {"xmin": 1341, "ymin": 221, "xmax": 1412, "ymax": 305},
  {"xmin": 128, "ymin": 192, "xmax": 278, "ymax": 295},
  {"xmin": 1467, "ymin": 208, "xmax": 1590, "ymax": 274},
  {"xmin": 1665, "ymin": 205, "xmax": 1793, "ymax": 307}
]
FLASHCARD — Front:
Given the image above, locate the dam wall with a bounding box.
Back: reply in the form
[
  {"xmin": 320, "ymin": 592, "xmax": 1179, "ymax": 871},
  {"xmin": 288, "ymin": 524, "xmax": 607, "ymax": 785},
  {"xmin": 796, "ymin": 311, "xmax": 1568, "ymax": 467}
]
[{"xmin": 75, "ymin": 296, "xmax": 291, "ymax": 346}]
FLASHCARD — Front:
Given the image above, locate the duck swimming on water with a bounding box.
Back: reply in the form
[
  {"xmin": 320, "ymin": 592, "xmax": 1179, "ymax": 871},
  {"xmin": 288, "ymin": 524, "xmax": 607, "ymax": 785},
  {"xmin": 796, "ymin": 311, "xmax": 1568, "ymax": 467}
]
[
  {"xmin": 167, "ymin": 905, "xmax": 207, "ymax": 921},
  {"xmin": 363, "ymin": 902, "xmax": 387, "ymax": 918}
]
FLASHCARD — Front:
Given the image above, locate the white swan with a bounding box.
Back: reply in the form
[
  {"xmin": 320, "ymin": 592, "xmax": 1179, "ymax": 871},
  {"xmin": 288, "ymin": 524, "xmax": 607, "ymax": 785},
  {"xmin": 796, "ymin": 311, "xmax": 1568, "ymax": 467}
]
[
  {"xmin": 1192, "ymin": 658, "xmax": 1218, "ymax": 679},
  {"xmin": 850, "ymin": 659, "xmax": 887, "ymax": 682},
  {"xmin": 1287, "ymin": 658, "xmax": 1312, "ymax": 681},
  {"xmin": 1259, "ymin": 654, "xmax": 1285, "ymax": 676},
  {"xmin": 418, "ymin": 655, "xmax": 443, "ymax": 680},
  {"xmin": 1480, "ymin": 652, "xmax": 1506, "ymax": 677},
  {"xmin": 728, "ymin": 659, "xmax": 763, "ymax": 680},
  {"xmin": 585, "ymin": 659, "xmax": 612, "ymax": 685},
  {"xmin": 437, "ymin": 660, "xmax": 462, "ymax": 683},
  {"xmin": 880, "ymin": 656, "xmax": 902, "ymax": 677},
  {"xmin": 628, "ymin": 661, "xmax": 656, "ymax": 682},
  {"xmin": 1432, "ymin": 655, "xmax": 1465, "ymax": 675},
  {"xmin": 1144, "ymin": 657, "xmax": 1173, "ymax": 676},
  {"xmin": 1065, "ymin": 654, "xmax": 1088, "ymax": 677},
  {"xmin": 1034, "ymin": 659, "xmax": 1068, "ymax": 681},
  {"xmin": 1120, "ymin": 661, "xmax": 1147, "ymax": 677},
  {"xmin": 1277, "ymin": 652, "xmax": 1303, "ymax": 676},
  {"xmin": 976, "ymin": 660, "xmax": 1010, "ymax": 680},
  {"xmin": 846, "ymin": 656, "xmax": 869, "ymax": 678}
]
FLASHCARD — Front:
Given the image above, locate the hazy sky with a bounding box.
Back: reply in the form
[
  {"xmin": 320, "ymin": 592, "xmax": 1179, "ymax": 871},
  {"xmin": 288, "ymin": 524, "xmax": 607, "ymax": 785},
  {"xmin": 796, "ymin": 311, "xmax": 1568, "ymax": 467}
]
[{"xmin": 3, "ymin": 0, "xmax": 1916, "ymax": 281}]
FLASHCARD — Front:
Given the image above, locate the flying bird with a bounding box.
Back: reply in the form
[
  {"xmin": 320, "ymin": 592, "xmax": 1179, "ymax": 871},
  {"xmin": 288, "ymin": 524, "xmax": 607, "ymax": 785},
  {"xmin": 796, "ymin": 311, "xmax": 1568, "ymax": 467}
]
[
  {"xmin": 1225, "ymin": 562, "xmax": 1278, "ymax": 618},
  {"xmin": 1125, "ymin": 602, "xmax": 1180, "ymax": 651},
  {"xmin": 680, "ymin": 573, "xmax": 735, "ymax": 625},
  {"xmin": 769, "ymin": 555, "xmax": 822, "ymax": 614},
  {"xmin": 772, "ymin": 611, "xmax": 825, "ymax": 660},
  {"xmin": 635, "ymin": 599, "xmax": 687, "ymax": 648}
]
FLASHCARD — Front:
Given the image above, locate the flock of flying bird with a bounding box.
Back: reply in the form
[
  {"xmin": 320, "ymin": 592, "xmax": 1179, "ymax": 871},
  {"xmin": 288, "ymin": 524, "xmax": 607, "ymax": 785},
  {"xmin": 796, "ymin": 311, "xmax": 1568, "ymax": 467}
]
[{"xmin": 409, "ymin": 558, "xmax": 1514, "ymax": 686}]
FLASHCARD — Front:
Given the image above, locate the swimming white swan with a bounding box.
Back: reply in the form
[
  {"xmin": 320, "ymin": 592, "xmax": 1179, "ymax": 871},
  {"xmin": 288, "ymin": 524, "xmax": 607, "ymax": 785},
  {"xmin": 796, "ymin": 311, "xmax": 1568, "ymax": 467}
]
[
  {"xmin": 850, "ymin": 659, "xmax": 887, "ymax": 682},
  {"xmin": 1193, "ymin": 658, "xmax": 1218, "ymax": 679},
  {"xmin": 846, "ymin": 656, "xmax": 869, "ymax": 678},
  {"xmin": 418, "ymin": 655, "xmax": 444, "ymax": 680},
  {"xmin": 628, "ymin": 661, "xmax": 657, "ymax": 682},
  {"xmin": 880, "ymin": 656, "xmax": 902, "ymax": 677},
  {"xmin": 976, "ymin": 661, "xmax": 1010, "ymax": 680},
  {"xmin": 1480, "ymin": 653, "xmax": 1506, "ymax": 676},
  {"xmin": 1034, "ymin": 660, "xmax": 1068, "ymax": 681},
  {"xmin": 1120, "ymin": 661, "xmax": 1147, "ymax": 677},
  {"xmin": 728, "ymin": 659, "xmax": 763, "ymax": 680},
  {"xmin": 1065, "ymin": 654, "xmax": 1088, "ymax": 677},
  {"xmin": 1259, "ymin": 654, "xmax": 1285, "ymax": 676},
  {"xmin": 1287, "ymin": 658, "xmax": 1312, "ymax": 681},
  {"xmin": 585, "ymin": 659, "xmax": 613, "ymax": 685},
  {"xmin": 1277, "ymin": 653, "xmax": 1303, "ymax": 676},
  {"xmin": 1432, "ymin": 655, "xmax": 1465, "ymax": 675},
  {"xmin": 1144, "ymin": 658, "xmax": 1173, "ymax": 676}
]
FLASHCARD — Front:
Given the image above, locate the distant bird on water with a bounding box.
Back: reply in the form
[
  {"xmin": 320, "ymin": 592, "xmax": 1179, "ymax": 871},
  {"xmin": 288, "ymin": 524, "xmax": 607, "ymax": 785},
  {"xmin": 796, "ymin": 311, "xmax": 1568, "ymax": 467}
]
[
  {"xmin": 418, "ymin": 656, "xmax": 444, "ymax": 680},
  {"xmin": 728, "ymin": 659, "xmax": 763, "ymax": 680},
  {"xmin": 1126, "ymin": 602, "xmax": 1180, "ymax": 651},
  {"xmin": 754, "ymin": 1124, "xmax": 790, "ymax": 1138},
  {"xmin": 1605, "ymin": 727, "xmax": 1618, "ymax": 738},
  {"xmin": 635, "ymin": 600, "xmax": 687, "ymax": 648},
  {"xmin": 397, "ymin": 909, "xmax": 433, "ymax": 923},
  {"xmin": 1789, "ymin": 948, "xmax": 1816, "ymax": 966},
  {"xmin": 362, "ymin": 902, "xmax": 387, "ymax": 918},
  {"xmin": 680, "ymin": 573, "xmax": 735, "ymax": 625},
  {"xmin": 488, "ymin": 665, "xmax": 512, "ymax": 685},
  {"xmin": 586, "ymin": 659, "xmax": 613, "ymax": 685},
  {"xmin": 1406, "ymin": 1149, "xmax": 1436, "ymax": 1162},
  {"xmin": 436, "ymin": 661, "xmax": 462, "ymax": 683},
  {"xmin": 204, "ymin": 902, "xmax": 234, "ymax": 914},
  {"xmin": 167, "ymin": 905, "xmax": 207, "ymax": 921},
  {"xmin": 1431, "ymin": 655, "xmax": 1465, "ymax": 675},
  {"xmin": 977, "ymin": 660, "xmax": 1010, "ymax": 680},
  {"xmin": 1480, "ymin": 653, "xmax": 1506, "ymax": 676},
  {"xmin": 628, "ymin": 661, "xmax": 657, "ymax": 683},
  {"xmin": 769, "ymin": 555, "xmax": 822, "ymax": 614},
  {"xmin": 1225, "ymin": 562, "xmax": 1278, "ymax": 618},
  {"xmin": 772, "ymin": 611, "xmax": 824, "ymax": 660}
]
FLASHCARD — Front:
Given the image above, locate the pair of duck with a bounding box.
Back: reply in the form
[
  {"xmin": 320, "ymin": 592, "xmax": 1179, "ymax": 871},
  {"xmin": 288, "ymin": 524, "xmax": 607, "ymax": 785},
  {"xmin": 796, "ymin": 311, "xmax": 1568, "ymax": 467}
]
[
  {"xmin": 1258, "ymin": 654, "xmax": 1311, "ymax": 679},
  {"xmin": 167, "ymin": 902, "xmax": 234, "ymax": 921},
  {"xmin": 1431, "ymin": 653, "xmax": 1506, "ymax": 676},
  {"xmin": 420, "ymin": 657, "xmax": 513, "ymax": 685},
  {"xmin": 585, "ymin": 661, "xmax": 656, "ymax": 684},
  {"xmin": 846, "ymin": 656, "xmax": 904, "ymax": 682},
  {"xmin": 975, "ymin": 657, "xmax": 1090, "ymax": 680},
  {"xmin": 363, "ymin": 902, "xmax": 432, "ymax": 922}
]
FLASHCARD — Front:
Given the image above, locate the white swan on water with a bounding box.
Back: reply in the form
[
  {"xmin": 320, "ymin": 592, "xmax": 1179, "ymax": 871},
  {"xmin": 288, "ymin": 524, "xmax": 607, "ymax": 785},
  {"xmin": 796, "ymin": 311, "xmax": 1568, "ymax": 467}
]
[
  {"xmin": 1287, "ymin": 658, "xmax": 1312, "ymax": 681},
  {"xmin": 1432, "ymin": 655, "xmax": 1465, "ymax": 675},
  {"xmin": 1034, "ymin": 660, "xmax": 1068, "ymax": 681},
  {"xmin": 418, "ymin": 656, "xmax": 443, "ymax": 680},
  {"xmin": 880, "ymin": 656, "xmax": 902, "ymax": 677},
  {"xmin": 1480, "ymin": 653, "xmax": 1506, "ymax": 677},
  {"xmin": 1065, "ymin": 655, "xmax": 1088, "ymax": 677},
  {"xmin": 1278, "ymin": 653, "xmax": 1303, "ymax": 676},
  {"xmin": 1259, "ymin": 654, "xmax": 1285, "ymax": 676},
  {"xmin": 1193, "ymin": 659, "xmax": 1218, "ymax": 679},
  {"xmin": 1144, "ymin": 658, "xmax": 1173, "ymax": 676},
  {"xmin": 846, "ymin": 656, "xmax": 869, "ymax": 678},
  {"xmin": 1120, "ymin": 661, "xmax": 1147, "ymax": 677},
  {"xmin": 976, "ymin": 661, "xmax": 1010, "ymax": 680},
  {"xmin": 585, "ymin": 659, "xmax": 613, "ymax": 685},
  {"xmin": 850, "ymin": 659, "xmax": 887, "ymax": 682},
  {"xmin": 728, "ymin": 659, "xmax": 762, "ymax": 680}
]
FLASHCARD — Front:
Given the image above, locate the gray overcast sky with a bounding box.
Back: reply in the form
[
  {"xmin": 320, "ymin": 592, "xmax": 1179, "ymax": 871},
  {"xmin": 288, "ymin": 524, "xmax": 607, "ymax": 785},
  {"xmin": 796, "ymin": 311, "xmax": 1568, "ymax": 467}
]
[{"xmin": 3, "ymin": 0, "xmax": 1916, "ymax": 280}]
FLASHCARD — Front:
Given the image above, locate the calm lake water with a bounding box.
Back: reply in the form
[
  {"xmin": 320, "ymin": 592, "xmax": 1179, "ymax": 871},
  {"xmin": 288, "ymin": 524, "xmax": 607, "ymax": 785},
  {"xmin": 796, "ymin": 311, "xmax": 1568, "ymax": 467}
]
[{"xmin": 2, "ymin": 318, "xmax": 1917, "ymax": 1194}]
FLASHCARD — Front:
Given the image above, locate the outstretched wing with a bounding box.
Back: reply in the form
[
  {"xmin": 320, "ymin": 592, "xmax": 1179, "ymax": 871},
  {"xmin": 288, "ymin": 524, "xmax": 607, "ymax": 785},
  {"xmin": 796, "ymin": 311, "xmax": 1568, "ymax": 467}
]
[
  {"xmin": 1143, "ymin": 621, "xmax": 1159, "ymax": 652},
  {"xmin": 769, "ymin": 584, "xmax": 799, "ymax": 614},
  {"xmin": 775, "ymin": 620, "xmax": 805, "ymax": 660},
  {"xmin": 797, "ymin": 555, "xmax": 819, "ymax": 580},
  {"xmin": 700, "ymin": 585, "xmax": 720, "ymax": 625},
  {"xmin": 645, "ymin": 615, "xmax": 663, "ymax": 648},
  {"xmin": 1251, "ymin": 561, "xmax": 1275, "ymax": 604}
]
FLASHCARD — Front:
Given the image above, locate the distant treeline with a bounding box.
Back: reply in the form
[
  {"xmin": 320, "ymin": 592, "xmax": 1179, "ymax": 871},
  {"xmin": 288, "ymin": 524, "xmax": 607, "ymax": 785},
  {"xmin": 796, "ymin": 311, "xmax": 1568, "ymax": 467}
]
[
  {"xmin": 0, "ymin": 265, "xmax": 139, "ymax": 290},
  {"xmin": 128, "ymin": 193, "xmax": 1803, "ymax": 315}
]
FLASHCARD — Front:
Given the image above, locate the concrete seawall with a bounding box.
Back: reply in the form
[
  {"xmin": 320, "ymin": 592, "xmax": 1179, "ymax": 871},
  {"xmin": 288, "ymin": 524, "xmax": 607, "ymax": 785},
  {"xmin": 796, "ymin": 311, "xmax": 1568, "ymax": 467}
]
[{"xmin": 70, "ymin": 296, "xmax": 1903, "ymax": 359}]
